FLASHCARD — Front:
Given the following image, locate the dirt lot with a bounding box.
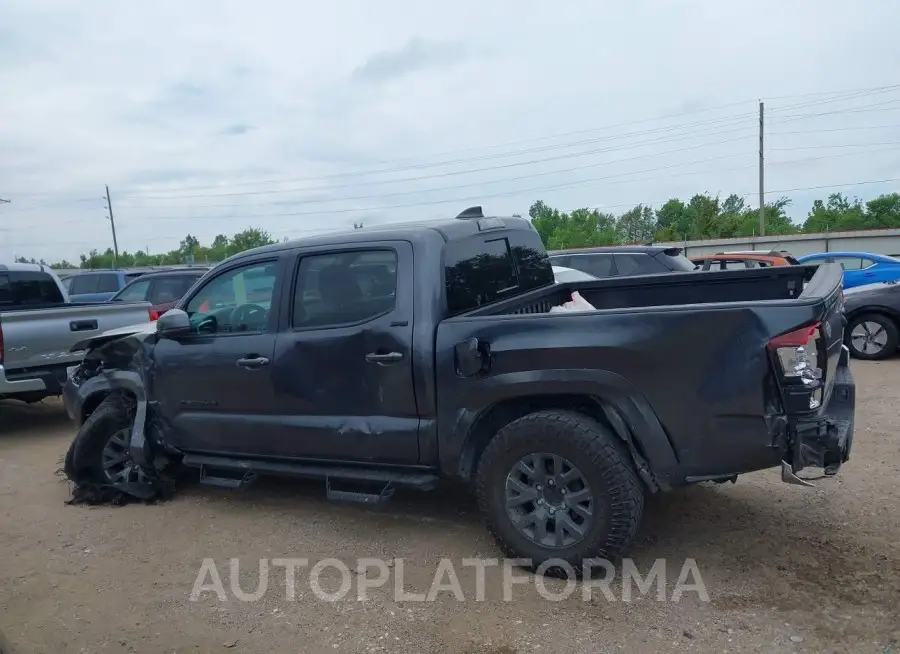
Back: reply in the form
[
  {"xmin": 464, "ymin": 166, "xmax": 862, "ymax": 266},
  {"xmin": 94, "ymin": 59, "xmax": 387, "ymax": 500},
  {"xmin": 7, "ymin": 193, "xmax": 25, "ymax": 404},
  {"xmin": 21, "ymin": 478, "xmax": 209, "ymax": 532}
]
[{"xmin": 1, "ymin": 361, "xmax": 899, "ymax": 654}]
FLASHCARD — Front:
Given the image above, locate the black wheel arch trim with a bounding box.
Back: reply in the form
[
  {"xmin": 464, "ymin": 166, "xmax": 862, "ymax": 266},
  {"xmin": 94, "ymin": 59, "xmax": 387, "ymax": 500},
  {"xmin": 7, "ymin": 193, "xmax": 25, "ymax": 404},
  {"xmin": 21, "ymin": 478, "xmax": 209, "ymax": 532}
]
[
  {"xmin": 445, "ymin": 369, "xmax": 679, "ymax": 490},
  {"xmin": 77, "ymin": 370, "xmax": 151, "ymax": 468}
]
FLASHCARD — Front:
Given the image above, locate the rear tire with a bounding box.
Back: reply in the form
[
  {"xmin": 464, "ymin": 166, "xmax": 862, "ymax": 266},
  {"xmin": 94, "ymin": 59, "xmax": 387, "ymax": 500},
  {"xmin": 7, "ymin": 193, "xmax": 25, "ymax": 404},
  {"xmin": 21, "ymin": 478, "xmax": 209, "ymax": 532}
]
[
  {"xmin": 846, "ymin": 313, "xmax": 899, "ymax": 360},
  {"xmin": 475, "ymin": 410, "xmax": 644, "ymax": 578}
]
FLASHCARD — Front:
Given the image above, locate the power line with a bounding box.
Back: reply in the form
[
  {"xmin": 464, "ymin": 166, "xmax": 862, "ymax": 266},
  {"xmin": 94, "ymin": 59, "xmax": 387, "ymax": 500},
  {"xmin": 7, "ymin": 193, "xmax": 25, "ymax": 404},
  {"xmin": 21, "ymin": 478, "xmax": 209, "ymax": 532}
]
[
  {"xmin": 14, "ymin": 143, "xmax": 900, "ymax": 234},
  {"xmin": 7, "ymin": 86, "xmax": 900, "ymax": 212},
  {"xmin": 6, "ymin": 166, "xmax": 900, "ymax": 251}
]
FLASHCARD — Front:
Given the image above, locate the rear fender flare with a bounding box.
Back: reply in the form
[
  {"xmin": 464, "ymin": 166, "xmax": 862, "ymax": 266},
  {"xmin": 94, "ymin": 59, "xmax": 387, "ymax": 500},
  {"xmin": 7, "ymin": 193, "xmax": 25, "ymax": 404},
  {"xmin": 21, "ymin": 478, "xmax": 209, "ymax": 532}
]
[{"xmin": 446, "ymin": 369, "xmax": 679, "ymax": 488}]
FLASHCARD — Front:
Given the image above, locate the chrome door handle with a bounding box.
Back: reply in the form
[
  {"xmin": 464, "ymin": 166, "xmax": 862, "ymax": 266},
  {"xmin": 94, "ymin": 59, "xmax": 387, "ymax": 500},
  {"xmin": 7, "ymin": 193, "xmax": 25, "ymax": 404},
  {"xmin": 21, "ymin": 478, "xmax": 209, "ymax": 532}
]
[
  {"xmin": 236, "ymin": 356, "xmax": 270, "ymax": 368},
  {"xmin": 365, "ymin": 351, "xmax": 404, "ymax": 364}
]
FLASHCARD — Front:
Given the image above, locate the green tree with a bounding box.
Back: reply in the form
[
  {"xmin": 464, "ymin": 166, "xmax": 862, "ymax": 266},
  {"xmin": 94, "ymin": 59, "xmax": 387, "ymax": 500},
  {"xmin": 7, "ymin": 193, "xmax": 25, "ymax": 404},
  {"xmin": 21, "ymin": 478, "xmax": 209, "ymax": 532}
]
[
  {"xmin": 616, "ymin": 204, "xmax": 656, "ymax": 244},
  {"xmin": 227, "ymin": 227, "xmax": 276, "ymax": 256}
]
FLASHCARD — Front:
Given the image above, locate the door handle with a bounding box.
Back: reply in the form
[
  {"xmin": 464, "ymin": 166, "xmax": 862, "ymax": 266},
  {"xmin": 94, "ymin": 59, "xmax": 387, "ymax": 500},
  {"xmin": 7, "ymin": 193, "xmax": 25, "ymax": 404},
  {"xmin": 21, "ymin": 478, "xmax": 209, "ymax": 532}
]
[
  {"xmin": 365, "ymin": 351, "xmax": 404, "ymax": 364},
  {"xmin": 236, "ymin": 356, "xmax": 270, "ymax": 368},
  {"xmin": 863, "ymin": 272, "xmax": 876, "ymax": 277},
  {"xmin": 70, "ymin": 319, "xmax": 98, "ymax": 332}
]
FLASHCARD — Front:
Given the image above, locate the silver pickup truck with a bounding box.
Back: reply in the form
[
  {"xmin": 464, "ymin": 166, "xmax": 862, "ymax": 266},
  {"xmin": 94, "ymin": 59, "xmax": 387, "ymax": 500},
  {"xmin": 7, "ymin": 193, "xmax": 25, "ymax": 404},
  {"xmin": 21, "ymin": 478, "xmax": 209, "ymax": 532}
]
[{"xmin": 0, "ymin": 263, "xmax": 152, "ymax": 403}]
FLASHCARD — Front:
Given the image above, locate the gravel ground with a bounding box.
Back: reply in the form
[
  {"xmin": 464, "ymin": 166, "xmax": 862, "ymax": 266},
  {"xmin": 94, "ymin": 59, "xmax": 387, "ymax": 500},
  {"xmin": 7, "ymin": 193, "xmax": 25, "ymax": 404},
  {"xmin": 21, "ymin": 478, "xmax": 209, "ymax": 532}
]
[{"xmin": 1, "ymin": 360, "xmax": 899, "ymax": 654}]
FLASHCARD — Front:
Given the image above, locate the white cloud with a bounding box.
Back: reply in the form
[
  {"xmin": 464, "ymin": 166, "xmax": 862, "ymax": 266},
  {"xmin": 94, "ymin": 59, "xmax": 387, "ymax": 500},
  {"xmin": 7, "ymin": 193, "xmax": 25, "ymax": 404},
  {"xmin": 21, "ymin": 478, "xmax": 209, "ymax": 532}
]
[{"xmin": 1, "ymin": 0, "xmax": 900, "ymax": 263}]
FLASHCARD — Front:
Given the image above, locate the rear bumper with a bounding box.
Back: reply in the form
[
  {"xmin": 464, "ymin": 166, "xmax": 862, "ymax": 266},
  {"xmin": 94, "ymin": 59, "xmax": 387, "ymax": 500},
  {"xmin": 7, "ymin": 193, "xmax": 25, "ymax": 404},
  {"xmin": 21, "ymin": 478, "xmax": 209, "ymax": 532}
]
[
  {"xmin": 0, "ymin": 363, "xmax": 73, "ymax": 399},
  {"xmin": 787, "ymin": 347, "xmax": 855, "ymax": 476},
  {"xmin": 0, "ymin": 364, "xmax": 47, "ymax": 395}
]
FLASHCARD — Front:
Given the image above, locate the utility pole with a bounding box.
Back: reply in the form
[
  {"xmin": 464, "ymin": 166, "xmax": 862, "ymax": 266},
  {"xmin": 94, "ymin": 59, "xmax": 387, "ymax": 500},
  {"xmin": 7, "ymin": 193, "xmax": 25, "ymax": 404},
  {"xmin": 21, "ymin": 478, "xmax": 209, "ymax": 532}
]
[
  {"xmin": 105, "ymin": 184, "xmax": 120, "ymax": 268},
  {"xmin": 758, "ymin": 101, "xmax": 765, "ymax": 237}
]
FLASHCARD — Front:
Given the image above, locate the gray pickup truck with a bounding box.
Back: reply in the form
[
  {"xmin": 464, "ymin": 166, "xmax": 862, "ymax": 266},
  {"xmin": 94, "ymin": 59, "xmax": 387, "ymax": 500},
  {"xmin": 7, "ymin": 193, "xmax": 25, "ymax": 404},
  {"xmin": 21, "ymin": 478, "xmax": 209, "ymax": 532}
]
[{"xmin": 0, "ymin": 263, "xmax": 153, "ymax": 403}]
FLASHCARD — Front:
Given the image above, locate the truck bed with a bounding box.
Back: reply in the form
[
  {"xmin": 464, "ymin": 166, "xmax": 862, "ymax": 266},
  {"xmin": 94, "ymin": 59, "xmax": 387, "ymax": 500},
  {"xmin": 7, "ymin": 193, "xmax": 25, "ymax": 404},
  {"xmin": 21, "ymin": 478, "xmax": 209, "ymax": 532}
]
[
  {"xmin": 466, "ymin": 265, "xmax": 824, "ymax": 317},
  {"xmin": 436, "ymin": 262, "xmax": 845, "ymax": 484}
]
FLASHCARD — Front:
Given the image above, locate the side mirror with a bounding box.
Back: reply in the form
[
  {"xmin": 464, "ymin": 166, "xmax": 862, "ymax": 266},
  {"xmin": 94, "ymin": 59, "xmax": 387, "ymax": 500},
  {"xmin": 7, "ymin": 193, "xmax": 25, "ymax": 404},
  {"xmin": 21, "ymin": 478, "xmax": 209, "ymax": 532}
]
[{"xmin": 156, "ymin": 308, "xmax": 191, "ymax": 338}]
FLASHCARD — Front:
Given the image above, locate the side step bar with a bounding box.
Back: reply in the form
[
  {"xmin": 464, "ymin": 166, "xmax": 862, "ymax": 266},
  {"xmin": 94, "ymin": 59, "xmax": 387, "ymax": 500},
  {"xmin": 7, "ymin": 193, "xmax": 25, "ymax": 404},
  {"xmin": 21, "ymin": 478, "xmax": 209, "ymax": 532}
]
[{"xmin": 183, "ymin": 454, "xmax": 441, "ymax": 498}]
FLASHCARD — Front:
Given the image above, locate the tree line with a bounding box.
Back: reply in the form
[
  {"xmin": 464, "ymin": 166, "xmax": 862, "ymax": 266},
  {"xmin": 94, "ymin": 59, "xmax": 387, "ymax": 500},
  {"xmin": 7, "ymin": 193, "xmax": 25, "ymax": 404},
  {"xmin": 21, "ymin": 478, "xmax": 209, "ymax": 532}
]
[
  {"xmin": 12, "ymin": 191, "xmax": 900, "ymax": 268},
  {"xmin": 530, "ymin": 190, "xmax": 900, "ymax": 250}
]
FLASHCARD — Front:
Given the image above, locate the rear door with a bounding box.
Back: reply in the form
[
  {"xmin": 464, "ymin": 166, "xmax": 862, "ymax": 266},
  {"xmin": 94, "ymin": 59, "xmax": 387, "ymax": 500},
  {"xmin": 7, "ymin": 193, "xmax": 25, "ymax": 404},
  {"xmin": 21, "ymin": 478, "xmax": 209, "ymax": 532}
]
[{"xmin": 268, "ymin": 241, "xmax": 419, "ymax": 463}]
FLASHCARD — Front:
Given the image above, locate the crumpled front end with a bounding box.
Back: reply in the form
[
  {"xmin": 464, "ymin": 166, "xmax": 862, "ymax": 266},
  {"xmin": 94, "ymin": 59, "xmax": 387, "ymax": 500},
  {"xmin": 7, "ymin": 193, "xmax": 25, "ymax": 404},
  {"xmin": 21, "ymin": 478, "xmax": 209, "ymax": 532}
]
[{"xmin": 61, "ymin": 328, "xmax": 177, "ymax": 506}]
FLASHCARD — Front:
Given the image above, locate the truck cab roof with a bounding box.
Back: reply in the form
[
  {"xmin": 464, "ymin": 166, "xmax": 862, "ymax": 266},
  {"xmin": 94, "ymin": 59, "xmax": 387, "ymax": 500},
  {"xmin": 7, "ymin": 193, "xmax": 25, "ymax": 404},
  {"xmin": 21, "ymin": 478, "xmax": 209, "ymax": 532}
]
[{"xmin": 225, "ymin": 208, "xmax": 537, "ymax": 265}]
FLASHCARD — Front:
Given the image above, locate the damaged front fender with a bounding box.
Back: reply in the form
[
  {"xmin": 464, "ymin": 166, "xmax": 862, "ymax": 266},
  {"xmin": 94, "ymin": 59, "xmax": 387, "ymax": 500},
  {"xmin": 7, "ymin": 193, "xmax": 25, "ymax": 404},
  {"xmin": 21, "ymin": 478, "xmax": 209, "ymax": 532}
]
[{"xmin": 62, "ymin": 322, "xmax": 176, "ymax": 505}]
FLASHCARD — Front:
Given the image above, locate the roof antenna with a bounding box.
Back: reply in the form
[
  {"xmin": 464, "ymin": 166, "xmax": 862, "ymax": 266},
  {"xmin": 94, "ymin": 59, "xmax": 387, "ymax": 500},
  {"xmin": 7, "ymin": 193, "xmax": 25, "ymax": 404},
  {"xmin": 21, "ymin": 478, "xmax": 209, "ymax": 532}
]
[{"xmin": 455, "ymin": 206, "xmax": 484, "ymax": 219}]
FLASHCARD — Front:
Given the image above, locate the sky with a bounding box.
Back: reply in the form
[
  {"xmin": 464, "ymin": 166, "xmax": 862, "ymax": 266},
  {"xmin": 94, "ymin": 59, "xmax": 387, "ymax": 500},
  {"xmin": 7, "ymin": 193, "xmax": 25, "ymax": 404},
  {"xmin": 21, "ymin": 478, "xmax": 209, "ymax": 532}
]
[{"xmin": 2, "ymin": 0, "xmax": 900, "ymax": 264}]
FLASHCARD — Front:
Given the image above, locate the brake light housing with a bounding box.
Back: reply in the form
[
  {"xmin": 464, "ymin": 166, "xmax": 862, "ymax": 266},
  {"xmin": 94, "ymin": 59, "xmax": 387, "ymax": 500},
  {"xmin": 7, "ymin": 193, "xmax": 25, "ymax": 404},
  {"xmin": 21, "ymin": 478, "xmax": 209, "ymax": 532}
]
[
  {"xmin": 768, "ymin": 321, "xmax": 824, "ymax": 412},
  {"xmin": 149, "ymin": 309, "xmax": 160, "ymax": 321}
]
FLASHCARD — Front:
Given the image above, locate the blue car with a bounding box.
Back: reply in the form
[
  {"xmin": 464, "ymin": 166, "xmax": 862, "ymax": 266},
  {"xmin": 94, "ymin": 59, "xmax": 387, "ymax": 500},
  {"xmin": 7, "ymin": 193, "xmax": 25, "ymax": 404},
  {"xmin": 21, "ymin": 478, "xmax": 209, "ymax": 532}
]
[{"xmin": 795, "ymin": 251, "xmax": 900, "ymax": 290}]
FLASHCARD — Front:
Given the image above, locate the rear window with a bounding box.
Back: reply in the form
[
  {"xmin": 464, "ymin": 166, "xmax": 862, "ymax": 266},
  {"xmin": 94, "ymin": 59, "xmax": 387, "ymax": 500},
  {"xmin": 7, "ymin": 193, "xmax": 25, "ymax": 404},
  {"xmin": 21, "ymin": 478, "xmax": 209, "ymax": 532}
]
[
  {"xmin": 0, "ymin": 271, "xmax": 66, "ymax": 306},
  {"xmin": 659, "ymin": 249, "xmax": 698, "ymax": 272},
  {"xmin": 444, "ymin": 230, "xmax": 554, "ymax": 315}
]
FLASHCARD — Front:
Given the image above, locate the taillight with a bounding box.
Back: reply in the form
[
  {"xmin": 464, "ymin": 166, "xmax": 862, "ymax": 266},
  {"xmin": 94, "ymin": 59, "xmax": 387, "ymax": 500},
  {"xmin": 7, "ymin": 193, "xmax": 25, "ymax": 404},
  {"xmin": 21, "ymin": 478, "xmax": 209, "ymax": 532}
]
[
  {"xmin": 768, "ymin": 321, "xmax": 823, "ymax": 410},
  {"xmin": 149, "ymin": 309, "xmax": 159, "ymax": 321}
]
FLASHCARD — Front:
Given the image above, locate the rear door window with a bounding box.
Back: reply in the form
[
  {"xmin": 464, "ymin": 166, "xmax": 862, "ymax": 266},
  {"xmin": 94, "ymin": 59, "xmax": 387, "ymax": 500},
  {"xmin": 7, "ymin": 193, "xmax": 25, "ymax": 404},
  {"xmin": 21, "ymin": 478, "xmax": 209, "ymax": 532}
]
[
  {"xmin": 830, "ymin": 257, "xmax": 864, "ymax": 270},
  {"xmin": 114, "ymin": 279, "xmax": 152, "ymax": 302},
  {"xmin": 149, "ymin": 276, "xmax": 199, "ymax": 304},
  {"xmin": 614, "ymin": 253, "xmax": 668, "ymax": 276},
  {"xmin": 568, "ymin": 254, "xmax": 615, "ymax": 278},
  {"xmin": 292, "ymin": 249, "xmax": 398, "ymax": 328},
  {"xmin": 443, "ymin": 230, "xmax": 553, "ymax": 315},
  {"xmin": 96, "ymin": 273, "xmax": 120, "ymax": 293},
  {"xmin": 69, "ymin": 274, "xmax": 99, "ymax": 295}
]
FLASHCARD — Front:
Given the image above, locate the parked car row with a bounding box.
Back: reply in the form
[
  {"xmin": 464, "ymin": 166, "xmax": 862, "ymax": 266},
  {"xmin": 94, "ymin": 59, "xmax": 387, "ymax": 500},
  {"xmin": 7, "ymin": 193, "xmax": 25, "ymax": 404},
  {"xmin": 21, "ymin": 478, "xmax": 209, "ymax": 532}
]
[
  {"xmin": 61, "ymin": 265, "xmax": 209, "ymax": 303},
  {"xmin": 550, "ymin": 243, "xmax": 900, "ymax": 360}
]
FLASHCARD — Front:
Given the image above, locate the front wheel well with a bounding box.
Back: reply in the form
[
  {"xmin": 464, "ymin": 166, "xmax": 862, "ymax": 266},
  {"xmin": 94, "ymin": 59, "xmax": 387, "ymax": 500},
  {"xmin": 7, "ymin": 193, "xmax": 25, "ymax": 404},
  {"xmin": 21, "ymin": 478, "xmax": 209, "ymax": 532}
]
[
  {"xmin": 82, "ymin": 389, "xmax": 136, "ymax": 424},
  {"xmin": 459, "ymin": 394, "xmax": 659, "ymax": 492}
]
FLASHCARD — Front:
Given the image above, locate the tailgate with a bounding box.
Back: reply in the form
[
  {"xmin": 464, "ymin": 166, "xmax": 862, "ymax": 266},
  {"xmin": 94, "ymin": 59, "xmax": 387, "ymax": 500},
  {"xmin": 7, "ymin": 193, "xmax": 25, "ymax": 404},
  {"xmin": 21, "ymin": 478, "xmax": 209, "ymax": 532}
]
[
  {"xmin": 0, "ymin": 302, "xmax": 152, "ymax": 371},
  {"xmin": 798, "ymin": 263, "xmax": 846, "ymax": 409}
]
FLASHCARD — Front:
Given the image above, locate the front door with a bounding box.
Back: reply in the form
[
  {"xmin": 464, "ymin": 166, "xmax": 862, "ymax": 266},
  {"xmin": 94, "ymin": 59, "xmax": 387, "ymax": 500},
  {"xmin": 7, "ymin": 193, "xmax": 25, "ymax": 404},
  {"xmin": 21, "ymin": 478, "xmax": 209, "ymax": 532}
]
[
  {"xmin": 268, "ymin": 241, "xmax": 420, "ymax": 464},
  {"xmin": 152, "ymin": 257, "xmax": 284, "ymax": 456}
]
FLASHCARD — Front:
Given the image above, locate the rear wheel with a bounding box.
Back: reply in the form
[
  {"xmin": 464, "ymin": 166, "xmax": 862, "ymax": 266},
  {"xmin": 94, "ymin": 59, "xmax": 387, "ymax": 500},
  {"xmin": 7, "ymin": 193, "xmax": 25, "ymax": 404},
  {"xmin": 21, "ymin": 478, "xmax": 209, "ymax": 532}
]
[
  {"xmin": 475, "ymin": 410, "xmax": 644, "ymax": 577},
  {"xmin": 846, "ymin": 313, "xmax": 899, "ymax": 360}
]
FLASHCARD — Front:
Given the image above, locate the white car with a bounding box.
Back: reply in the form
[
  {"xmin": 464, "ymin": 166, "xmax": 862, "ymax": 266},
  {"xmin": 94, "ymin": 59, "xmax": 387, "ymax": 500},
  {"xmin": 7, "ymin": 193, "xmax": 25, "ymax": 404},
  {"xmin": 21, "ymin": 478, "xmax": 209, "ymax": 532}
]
[{"xmin": 552, "ymin": 265, "xmax": 598, "ymax": 283}]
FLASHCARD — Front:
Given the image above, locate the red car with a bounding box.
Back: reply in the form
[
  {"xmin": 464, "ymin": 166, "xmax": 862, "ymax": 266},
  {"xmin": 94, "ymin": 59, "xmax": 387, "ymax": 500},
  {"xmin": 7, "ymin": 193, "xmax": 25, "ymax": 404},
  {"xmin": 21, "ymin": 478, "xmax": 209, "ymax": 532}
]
[{"xmin": 109, "ymin": 268, "xmax": 208, "ymax": 320}]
